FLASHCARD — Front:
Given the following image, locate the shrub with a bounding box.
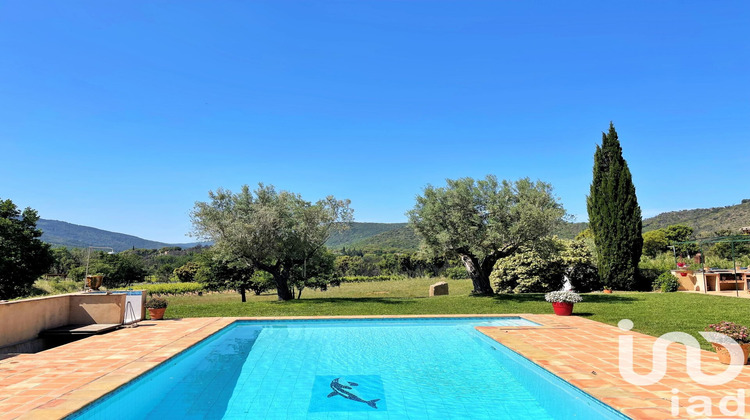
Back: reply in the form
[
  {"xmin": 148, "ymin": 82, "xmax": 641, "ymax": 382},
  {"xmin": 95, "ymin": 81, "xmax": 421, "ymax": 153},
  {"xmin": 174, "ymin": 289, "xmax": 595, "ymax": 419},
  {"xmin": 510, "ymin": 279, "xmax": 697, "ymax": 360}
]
[
  {"xmin": 653, "ymin": 271, "xmax": 679, "ymax": 292},
  {"xmin": 640, "ymin": 252, "xmax": 679, "ymax": 273},
  {"xmin": 444, "ymin": 266, "xmax": 469, "ymax": 279},
  {"xmin": 563, "ymin": 239, "xmax": 601, "ymax": 292},
  {"xmin": 640, "ymin": 268, "xmax": 662, "ymax": 289},
  {"xmin": 661, "ymin": 276, "xmax": 680, "ymax": 293},
  {"xmin": 50, "ymin": 279, "xmax": 80, "ymax": 294},
  {"xmin": 491, "ymin": 239, "xmax": 566, "ymax": 294},
  {"xmin": 492, "ymin": 249, "xmax": 566, "ymax": 293},
  {"xmin": 67, "ymin": 266, "xmax": 87, "ymax": 282},
  {"xmin": 247, "ymin": 272, "xmax": 274, "ymax": 295},
  {"xmin": 145, "ymin": 297, "xmax": 168, "ymax": 309},
  {"xmin": 173, "ymin": 262, "xmax": 200, "ymax": 283},
  {"xmin": 492, "ymin": 237, "xmax": 601, "ymax": 294},
  {"xmin": 32, "ymin": 279, "xmax": 80, "ymax": 295},
  {"xmin": 115, "ymin": 282, "xmax": 204, "ymax": 296},
  {"xmin": 339, "ymin": 275, "xmax": 399, "ymax": 283}
]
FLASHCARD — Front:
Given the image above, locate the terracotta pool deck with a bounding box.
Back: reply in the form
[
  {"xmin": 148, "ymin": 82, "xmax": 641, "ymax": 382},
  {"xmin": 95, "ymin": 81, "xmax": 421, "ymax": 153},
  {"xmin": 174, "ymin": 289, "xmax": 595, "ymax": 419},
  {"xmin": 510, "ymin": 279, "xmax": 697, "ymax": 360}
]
[{"xmin": 1, "ymin": 314, "xmax": 749, "ymax": 419}]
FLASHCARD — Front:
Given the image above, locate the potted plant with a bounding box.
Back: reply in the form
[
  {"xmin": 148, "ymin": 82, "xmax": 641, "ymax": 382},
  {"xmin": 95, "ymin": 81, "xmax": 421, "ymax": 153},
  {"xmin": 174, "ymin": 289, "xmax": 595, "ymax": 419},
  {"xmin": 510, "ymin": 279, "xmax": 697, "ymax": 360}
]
[
  {"xmin": 145, "ymin": 297, "xmax": 168, "ymax": 320},
  {"xmin": 705, "ymin": 322, "xmax": 750, "ymax": 365},
  {"xmin": 545, "ymin": 291, "xmax": 582, "ymax": 316},
  {"xmin": 86, "ymin": 273, "xmax": 105, "ymax": 290},
  {"xmin": 603, "ymin": 286, "xmax": 613, "ymax": 294}
]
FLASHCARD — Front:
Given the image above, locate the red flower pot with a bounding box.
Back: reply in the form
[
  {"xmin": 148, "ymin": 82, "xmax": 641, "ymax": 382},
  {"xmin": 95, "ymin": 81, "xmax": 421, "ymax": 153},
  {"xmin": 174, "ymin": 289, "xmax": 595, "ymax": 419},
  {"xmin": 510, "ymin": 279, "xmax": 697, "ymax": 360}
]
[
  {"xmin": 148, "ymin": 308, "xmax": 166, "ymax": 320},
  {"xmin": 680, "ymin": 272, "xmax": 688, "ymax": 277},
  {"xmin": 677, "ymin": 262, "xmax": 686, "ymax": 268},
  {"xmin": 552, "ymin": 302, "xmax": 574, "ymax": 316}
]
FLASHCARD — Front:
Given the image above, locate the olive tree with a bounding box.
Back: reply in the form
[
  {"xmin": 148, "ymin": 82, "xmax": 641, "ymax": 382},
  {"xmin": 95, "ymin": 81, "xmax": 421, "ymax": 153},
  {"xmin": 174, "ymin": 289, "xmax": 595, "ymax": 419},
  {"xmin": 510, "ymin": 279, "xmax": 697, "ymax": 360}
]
[
  {"xmin": 408, "ymin": 176, "xmax": 566, "ymax": 295},
  {"xmin": 194, "ymin": 250, "xmax": 271, "ymax": 302},
  {"xmin": 190, "ymin": 184, "xmax": 352, "ymax": 301}
]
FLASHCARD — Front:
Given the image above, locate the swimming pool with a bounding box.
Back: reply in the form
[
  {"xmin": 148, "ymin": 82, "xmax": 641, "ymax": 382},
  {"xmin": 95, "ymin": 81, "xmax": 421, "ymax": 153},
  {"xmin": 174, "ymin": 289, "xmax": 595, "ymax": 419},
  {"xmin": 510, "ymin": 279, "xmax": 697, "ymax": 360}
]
[{"xmin": 68, "ymin": 317, "xmax": 627, "ymax": 419}]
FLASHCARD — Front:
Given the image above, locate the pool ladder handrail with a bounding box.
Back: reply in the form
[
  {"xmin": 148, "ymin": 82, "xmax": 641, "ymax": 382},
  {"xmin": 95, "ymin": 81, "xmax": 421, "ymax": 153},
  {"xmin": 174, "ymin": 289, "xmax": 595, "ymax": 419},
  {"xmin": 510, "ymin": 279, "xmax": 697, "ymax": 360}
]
[{"xmin": 124, "ymin": 300, "xmax": 139, "ymax": 328}]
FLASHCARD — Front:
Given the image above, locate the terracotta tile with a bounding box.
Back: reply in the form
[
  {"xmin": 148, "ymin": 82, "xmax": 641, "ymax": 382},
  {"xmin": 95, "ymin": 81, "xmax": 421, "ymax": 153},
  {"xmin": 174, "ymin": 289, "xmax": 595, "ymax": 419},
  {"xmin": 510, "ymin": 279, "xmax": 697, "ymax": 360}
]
[{"xmin": 4, "ymin": 315, "xmax": 750, "ymax": 419}]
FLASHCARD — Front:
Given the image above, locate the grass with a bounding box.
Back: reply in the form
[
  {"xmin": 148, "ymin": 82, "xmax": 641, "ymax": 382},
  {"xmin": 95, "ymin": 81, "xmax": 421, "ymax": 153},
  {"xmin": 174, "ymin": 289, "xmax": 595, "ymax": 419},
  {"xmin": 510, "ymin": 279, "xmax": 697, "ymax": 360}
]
[
  {"xmin": 29, "ymin": 278, "xmax": 80, "ymax": 296},
  {"xmin": 163, "ymin": 277, "xmax": 750, "ymax": 350}
]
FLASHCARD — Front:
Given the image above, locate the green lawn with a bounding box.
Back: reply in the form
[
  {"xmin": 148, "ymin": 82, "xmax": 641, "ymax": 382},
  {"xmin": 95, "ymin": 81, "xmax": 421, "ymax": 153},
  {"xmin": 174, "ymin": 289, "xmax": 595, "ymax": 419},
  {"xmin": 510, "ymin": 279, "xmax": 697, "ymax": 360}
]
[{"xmin": 163, "ymin": 278, "xmax": 750, "ymax": 350}]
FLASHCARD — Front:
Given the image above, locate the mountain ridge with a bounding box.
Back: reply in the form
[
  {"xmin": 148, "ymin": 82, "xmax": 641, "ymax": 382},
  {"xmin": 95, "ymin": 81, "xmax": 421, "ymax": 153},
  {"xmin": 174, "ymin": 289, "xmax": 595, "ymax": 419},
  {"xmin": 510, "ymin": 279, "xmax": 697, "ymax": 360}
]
[
  {"xmin": 642, "ymin": 200, "xmax": 750, "ymax": 237},
  {"xmin": 37, "ymin": 200, "xmax": 750, "ymax": 252},
  {"xmin": 37, "ymin": 219, "xmax": 205, "ymax": 252}
]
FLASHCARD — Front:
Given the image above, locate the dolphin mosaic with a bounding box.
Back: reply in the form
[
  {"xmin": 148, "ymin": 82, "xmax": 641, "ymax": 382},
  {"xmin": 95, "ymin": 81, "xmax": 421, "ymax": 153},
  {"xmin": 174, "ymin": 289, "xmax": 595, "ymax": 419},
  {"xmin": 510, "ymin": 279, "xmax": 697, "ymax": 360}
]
[{"xmin": 327, "ymin": 377, "xmax": 380, "ymax": 409}]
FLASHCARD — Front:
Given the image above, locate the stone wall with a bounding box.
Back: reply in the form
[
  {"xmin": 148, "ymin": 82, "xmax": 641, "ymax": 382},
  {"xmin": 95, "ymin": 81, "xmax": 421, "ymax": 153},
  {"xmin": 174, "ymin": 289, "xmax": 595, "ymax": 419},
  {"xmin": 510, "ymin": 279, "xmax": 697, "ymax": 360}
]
[{"xmin": 0, "ymin": 293, "xmax": 130, "ymax": 349}]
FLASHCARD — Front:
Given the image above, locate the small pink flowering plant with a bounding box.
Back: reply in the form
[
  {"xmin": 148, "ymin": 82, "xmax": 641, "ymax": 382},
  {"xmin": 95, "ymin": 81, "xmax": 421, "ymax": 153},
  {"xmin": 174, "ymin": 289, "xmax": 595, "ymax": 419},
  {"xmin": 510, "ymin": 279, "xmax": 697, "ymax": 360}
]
[{"xmin": 705, "ymin": 321, "xmax": 750, "ymax": 344}]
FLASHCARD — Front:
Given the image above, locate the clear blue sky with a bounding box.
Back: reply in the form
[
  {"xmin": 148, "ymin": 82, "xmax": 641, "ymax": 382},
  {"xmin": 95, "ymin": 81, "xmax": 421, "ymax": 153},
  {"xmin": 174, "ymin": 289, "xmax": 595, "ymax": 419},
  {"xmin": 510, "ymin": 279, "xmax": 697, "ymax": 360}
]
[{"xmin": 1, "ymin": 1, "xmax": 748, "ymax": 243}]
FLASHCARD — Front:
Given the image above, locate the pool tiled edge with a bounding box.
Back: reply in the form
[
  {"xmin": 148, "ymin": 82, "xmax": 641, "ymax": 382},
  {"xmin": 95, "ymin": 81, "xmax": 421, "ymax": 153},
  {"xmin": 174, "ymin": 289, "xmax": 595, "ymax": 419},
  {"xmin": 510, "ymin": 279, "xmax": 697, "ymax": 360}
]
[
  {"xmin": 0, "ymin": 318, "xmax": 234, "ymax": 420},
  {"xmin": 478, "ymin": 315, "xmax": 750, "ymax": 419},
  {"xmin": 2, "ymin": 314, "xmax": 749, "ymax": 419}
]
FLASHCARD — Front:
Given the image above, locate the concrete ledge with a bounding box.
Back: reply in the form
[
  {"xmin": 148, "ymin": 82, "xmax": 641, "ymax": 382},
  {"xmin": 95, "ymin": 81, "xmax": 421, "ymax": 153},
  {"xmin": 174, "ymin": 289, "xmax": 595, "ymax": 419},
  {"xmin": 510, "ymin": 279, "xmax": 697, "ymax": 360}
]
[{"xmin": 0, "ymin": 292, "xmax": 136, "ymax": 349}]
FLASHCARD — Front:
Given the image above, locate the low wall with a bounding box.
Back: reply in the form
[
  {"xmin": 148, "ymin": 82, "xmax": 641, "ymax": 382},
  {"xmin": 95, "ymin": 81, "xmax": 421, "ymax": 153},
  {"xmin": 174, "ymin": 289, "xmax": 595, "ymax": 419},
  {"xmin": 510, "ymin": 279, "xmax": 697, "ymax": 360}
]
[
  {"xmin": 671, "ymin": 270, "xmax": 698, "ymax": 291},
  {"xmin": 0, "ymin": 292, "xmax": 137, "ymax": 349},
  {"xmin": 0, "ymin": 294, "xmax": 71, "ymax": 349},
  {"xmin": 69, "ymin": 294, "xmax": 126, "ymax": 325}
]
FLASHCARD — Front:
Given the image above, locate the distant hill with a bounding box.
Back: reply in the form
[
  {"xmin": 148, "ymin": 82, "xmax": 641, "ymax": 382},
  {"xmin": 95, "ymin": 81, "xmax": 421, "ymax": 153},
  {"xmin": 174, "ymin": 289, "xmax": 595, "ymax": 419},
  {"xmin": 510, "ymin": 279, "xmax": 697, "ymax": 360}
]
[
  {"xmin": 326, "ymin": 222, "xmax": 407, "ymax": 248},
  {"xmin": 327, "ymin": 200, "xmax": 750, "ymax": 251},
  {"xmin": 37, "ymin": 219, "xmax": 205, "ymax": 252},
  {"xmin": 642, "ymin": 200, "xmax": 750, "ymax": 237},
  {"xmin": 37, "ymin": 200, "xmax": 750, "ymax": 253},
  {"xmin": 551, "ymin": 201, "xmax": 750, "ymax": 239},
  {"xmin": 346, "ymin": 225, "xmax": 421, "ymax": 252},
  {"xmin": 554, "ymin": 222, "xmax": 588, "ymax": 240}
]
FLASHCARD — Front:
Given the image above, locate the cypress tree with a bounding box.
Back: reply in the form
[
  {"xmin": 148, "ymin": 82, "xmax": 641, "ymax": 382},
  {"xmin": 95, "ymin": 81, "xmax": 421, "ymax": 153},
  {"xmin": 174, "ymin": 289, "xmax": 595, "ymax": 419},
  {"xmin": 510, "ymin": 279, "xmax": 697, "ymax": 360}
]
[{"xmin": 586, "ymin": 122, "xmax": 643, "ymax": 290}]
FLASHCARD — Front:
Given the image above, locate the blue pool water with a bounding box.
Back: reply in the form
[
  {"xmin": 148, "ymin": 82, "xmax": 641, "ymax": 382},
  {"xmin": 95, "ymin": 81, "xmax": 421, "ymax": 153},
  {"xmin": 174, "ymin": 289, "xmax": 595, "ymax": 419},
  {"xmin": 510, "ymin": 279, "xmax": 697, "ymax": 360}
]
[{"xmin": 69, "ymin": 317, "xmax": 627, "ymax": 419}]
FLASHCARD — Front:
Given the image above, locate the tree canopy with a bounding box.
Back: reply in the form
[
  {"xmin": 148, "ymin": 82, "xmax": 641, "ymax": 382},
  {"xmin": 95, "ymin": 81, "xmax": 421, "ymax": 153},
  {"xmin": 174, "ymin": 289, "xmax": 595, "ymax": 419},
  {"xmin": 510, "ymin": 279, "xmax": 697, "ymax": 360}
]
[
  {"xmin": 642, "ymin": 224, "xmax": 696, "ymax": 257},
  {"xmin": 190, "ymin": 184, "xmax": 352, "ymax": 300},
  {"xmin": 194, "ymin": 250, "xmax": 271, "ymax": 302},
  {"xmin": 408, "ymin": 176, "xmax": 566, "ymax": 295},
  {"xmin": 86, "ymin": 252, "xmax": 148, "ymax": 287},
  {"xmin": 586, "ymin": 122, "xmax": 643, "ymax": 290},
  {"xmin": 0, "ymin": 198, "xmax": 54, "ymax": 300}
]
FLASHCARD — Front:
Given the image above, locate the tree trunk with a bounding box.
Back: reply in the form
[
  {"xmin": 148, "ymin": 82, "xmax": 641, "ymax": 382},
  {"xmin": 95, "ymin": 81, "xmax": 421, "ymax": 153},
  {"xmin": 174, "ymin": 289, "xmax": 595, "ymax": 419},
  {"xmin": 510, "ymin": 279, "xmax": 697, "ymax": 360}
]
[
  {"xmin": 240, "ymin": 287, "xmax": 246, "ymax": 302},
  {"xmin": 274, "ymin": 272, "xmax": 295, "ymax": 301},
  {"xmin": 461, "ymin": 254, "xmax": 494, "ymax": 295}
]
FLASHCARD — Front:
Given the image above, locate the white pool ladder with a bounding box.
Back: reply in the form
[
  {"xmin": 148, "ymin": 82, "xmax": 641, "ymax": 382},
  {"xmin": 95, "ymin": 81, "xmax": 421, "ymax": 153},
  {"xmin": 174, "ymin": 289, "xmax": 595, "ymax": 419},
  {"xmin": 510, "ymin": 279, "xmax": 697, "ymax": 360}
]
[{"xmin": 124, "ymin": 300, "xmax": 139, "ymax": 328}]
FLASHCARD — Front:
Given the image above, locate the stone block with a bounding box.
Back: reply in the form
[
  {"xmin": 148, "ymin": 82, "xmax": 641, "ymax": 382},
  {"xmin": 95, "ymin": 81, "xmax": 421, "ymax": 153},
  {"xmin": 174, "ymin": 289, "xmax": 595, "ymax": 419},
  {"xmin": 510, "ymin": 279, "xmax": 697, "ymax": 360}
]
[{"xmin": 429, "ymin": 281, "xmax": 449, "ymax": 297}]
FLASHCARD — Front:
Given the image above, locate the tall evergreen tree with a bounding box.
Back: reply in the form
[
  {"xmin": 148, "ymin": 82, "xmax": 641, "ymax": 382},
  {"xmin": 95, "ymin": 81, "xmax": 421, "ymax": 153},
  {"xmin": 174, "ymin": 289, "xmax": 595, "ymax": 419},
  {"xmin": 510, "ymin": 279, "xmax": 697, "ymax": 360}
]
[{"xmin": 586, "ymin": 122, "xmax": 643, "ymax": 290}]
